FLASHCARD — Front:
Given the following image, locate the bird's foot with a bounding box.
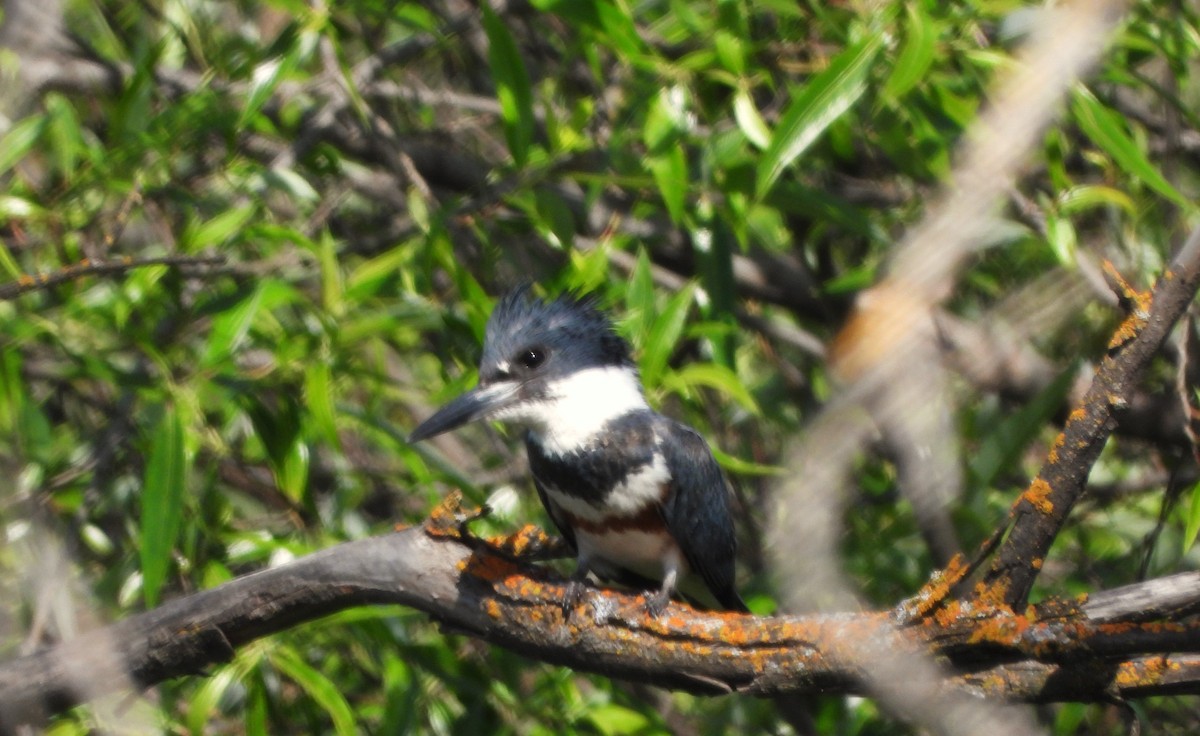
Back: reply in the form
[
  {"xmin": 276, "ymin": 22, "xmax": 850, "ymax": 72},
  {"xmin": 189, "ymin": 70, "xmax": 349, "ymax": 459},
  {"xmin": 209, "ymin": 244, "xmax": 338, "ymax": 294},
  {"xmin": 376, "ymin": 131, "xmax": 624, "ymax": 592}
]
[
  {"xmin": 643, "ymin": 588, "xmax": 671, "ymax": 618},
  {"xmin": 562, "ymin": 579, "xmax": 589, "ymax": 617}
]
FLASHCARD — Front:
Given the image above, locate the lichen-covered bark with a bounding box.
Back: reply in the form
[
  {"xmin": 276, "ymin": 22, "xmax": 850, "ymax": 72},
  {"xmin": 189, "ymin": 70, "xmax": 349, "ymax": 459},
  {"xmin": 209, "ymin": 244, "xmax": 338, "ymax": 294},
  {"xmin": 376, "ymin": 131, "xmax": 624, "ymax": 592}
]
[{"xmin": 3, "ymin": 498, "xmax": 1200, "ymax": 731}]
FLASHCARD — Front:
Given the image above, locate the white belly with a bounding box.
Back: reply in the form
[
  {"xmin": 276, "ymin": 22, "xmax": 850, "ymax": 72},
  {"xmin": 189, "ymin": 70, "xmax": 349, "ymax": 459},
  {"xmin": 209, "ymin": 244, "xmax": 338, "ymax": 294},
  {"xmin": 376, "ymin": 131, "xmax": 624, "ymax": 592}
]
[{"xmin": 575, "ymin": 527, "xmax": 685, "ymax": 582}]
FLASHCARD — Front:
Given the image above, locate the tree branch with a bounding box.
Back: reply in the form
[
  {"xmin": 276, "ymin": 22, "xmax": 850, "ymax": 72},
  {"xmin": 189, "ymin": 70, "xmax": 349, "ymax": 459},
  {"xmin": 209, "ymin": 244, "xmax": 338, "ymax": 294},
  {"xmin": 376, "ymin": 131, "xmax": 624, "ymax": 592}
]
[
  {"xmin": 3, "ymin": 496, "xmax": 1200, "ymax": 731},
  {"xmin": 985, "ymin": 226, "xmax": 1200, "ymax": 607}
]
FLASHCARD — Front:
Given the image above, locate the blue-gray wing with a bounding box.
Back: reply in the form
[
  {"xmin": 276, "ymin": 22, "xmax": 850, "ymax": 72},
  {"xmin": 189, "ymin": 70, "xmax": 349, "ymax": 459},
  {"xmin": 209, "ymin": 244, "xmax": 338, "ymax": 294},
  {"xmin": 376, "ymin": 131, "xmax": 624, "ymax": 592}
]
[{"xmin": 659, "ymin": 419, "xmax": 747, "ymax": 612}]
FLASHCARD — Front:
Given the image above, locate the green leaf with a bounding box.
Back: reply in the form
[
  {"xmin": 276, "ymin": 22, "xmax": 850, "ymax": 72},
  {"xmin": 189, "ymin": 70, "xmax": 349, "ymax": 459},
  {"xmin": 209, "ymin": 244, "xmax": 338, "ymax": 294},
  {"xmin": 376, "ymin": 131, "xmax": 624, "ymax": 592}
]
[
  {"xmin": 625, "ymin": 248, "xmax": 657, "ymax": 351},
  {"xmin": 0, "ymin": 115, "xmax": 45, "ymax": 177},
  {"xmin": 647, "ymin": 147, "xmax": 688, "ymax": 224},
  {"xmin": 347, "ymin": 242, "xmax": 413, "ymax": 299},
  {"xmin": 757, "ymin": 34, "xmax": 883, "ymax": 197},
  {"xmin": 141, "ymin": 405, "xmax": 188, "ymax": 608},
  {"xmin": 586, "ymin": 703, "xmax": 652, "ymax": 736},
  {"xmin": 1057, "ymin": 184, "xmax": 1136, "ymax": 216},
  {"xmin": 969, "ymin": 366, "xmax": 1076, "ymax": 488},
  {"xmin": 640, "ymin": 282, "xmax": 696, "ymax": 387},
  {"xmin": 277, "ymin": 438, "xmax": 309, "ymax": 504},
  {"xmin": 317, "ymin": 229, "xmax": 343, "ymax": 316},
  {"xmin": 1072, "ymin": 87, "xmax": 1192, "ymax": 210},
  {"xmin": 45, "ymin": 95, "xmax": 86, "ymax": 181},
  {"xmin": 188, "ymin": 204, "xmax": 257, "ymax": 250},
  {"xmin": 482, "ymin": 5, "xmax": 535, "ymax": 166},
  {"xmin": 241, "ymin": 48, "xmax": 300, "ymax": 128},
  {"xmin": 733, "ymin": 89, "xmax": 770, "ymax": 149},
  {"xmin": 204, "ymin": 280, "xmax": 299, "ymax": 365},
  {"xmin": 662, "ymin": 363, "xmax": 760, "ymax": 415},
  {"xmin": 1183, "ymin": 480, "xmax": 1200, "ymax": 554},
  {"xmin": 1045, "ymin": 211, "xmax": 1077, "ymax": 265},
  {"xmin": 269, "ymin": 648, "xmax": 357, "ymax": 736},
  {"xmin": 531, "ymin": 0, "xmax": 645, "ymax": 58},
  {"xmin": 711, "ymin": 446, "xmax": 785, "ymax": 476},
  {"xmin": 305, "ymin": 361, "xmax": 340, "ymax": 449},
  {"xmin": 884, "ymin": 2, "xmax": 937, "ymax": 99}
]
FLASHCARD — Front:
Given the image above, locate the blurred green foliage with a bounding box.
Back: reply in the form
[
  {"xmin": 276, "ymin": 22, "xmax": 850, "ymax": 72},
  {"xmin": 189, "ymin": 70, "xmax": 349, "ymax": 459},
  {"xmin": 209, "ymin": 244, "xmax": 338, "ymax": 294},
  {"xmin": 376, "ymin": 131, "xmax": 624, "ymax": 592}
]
[{"xmin": 0, "ymin": 0, "xmax": 1197, "ymax": 733}]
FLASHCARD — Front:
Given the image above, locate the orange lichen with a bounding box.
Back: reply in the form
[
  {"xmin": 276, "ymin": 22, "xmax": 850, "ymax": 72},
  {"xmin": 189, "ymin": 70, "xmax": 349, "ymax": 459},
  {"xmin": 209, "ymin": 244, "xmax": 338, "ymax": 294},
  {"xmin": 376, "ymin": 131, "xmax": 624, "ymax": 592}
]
[
  {"xmin": 1021, "ymin": 478, "xmax": 1055, "ymax": 515},
  {"xmin": 484, "ymin": 598, "xmax": 502, "ymax": 619},
  {"xmin": 1046, "ymin": 432, "xmax": 1065, "ymax": 461},
  {"xmin": 424, "ymin": 490, "xmax": 482, "ymax": 539},
  {"xmin": 461, "ymin": 551, "xmax": 521, "ymax": 583},
  {"xmin": 966, "ymin": 613, "xmax": 1030, "ymax": 646},
  {"xmin": 1030, "ymin": 558, "xmax": 1043, "ymax": 570},
  {"xmin": 1065, "ymin": 407, "xmax": 1087, "ymax": 426},
  {"xmin": 970, "ymin": 579, "xmax": 1015, "ymax": 612},
  {"xmin": 899, "ymin": 553, "xmax": 971, "ymax": 621},
  {"xmin": 1102, "ymin": 262, "xmax": 1152, "ymax": 350},
  {"xmin": 1115, "ymin": 656, "xmax": 1176, "ymax": 688},
  {"xmin": 482, "ymin": 523, "xmax": 564, "ymax": 560}
]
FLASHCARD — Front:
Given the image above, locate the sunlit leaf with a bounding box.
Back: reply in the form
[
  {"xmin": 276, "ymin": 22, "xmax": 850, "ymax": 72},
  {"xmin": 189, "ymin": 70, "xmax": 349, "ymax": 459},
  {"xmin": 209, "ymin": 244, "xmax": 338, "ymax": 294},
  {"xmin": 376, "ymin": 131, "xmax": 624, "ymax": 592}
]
[
  {"xmin": 640, "ymin": 282, "xmax": 696, "ymax": 387},
  {"xmin": 711, "ymin": 446, "xmax": 785, "ymax": 476},
  {"xmin": 188, "ymin": 205, "xmax": 257, "ymax": 250},
  {"xmin": 1183, "ymin": 480, "xmax": 1200, "ymax": 554},
  {"xmin": 884, "ymin": 3, "xmax": 937, "ymax": 99},
  {"xmin": 269, "ymin": 648, "xmax": 358, "ymax": 736},
  {"xmin": 140, "ymin": 405, "xmax": 188, "ymax": 608},
  {"xmin": 662, "ymin": 362, "xmax": 760, "ymax": 415},
  {"xmin": 0, "ymin": 114, "xmax": 45, "ymax": 177},
  {"xmin": 757, "ymin": 34, "xmax": 883, "ymax": 196},
  {"xmin": 1073, "ymin": 86, "xmax": 1192, "ymax": 210},
  {"xmin": 733, "ymin": 89, "xmax": 771, "ymax": 149},
  {"xmin": 305, "ymin": 361, "xmax": 340, "ymax": 449},
  {"xmin": 647, "ymin": 147, "xmax": 688, "ymax": 224},
  {"xmin": 482, "ymin": 5, "xmax": 535, "ymax": 166}
]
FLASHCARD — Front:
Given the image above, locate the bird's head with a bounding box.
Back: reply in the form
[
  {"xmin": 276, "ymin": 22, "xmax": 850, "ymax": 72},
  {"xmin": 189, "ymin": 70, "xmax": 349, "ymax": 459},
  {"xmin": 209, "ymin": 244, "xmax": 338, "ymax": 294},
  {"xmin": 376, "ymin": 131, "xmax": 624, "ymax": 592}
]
[{"xmin": 409, "ymin": 285, "xmax": 640, "ymax": 443}]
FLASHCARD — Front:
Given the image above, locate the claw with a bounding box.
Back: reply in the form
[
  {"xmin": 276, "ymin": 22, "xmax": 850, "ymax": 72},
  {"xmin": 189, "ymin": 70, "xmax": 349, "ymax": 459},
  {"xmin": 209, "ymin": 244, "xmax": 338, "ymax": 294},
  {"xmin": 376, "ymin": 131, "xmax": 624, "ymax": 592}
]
[
  {"xmin": 643, "ymin": 588, "xmax": 670, "ymax": 618},
  {"xmin": 562, "ymin": 579, "xmax": 589, "ymax": 616}
]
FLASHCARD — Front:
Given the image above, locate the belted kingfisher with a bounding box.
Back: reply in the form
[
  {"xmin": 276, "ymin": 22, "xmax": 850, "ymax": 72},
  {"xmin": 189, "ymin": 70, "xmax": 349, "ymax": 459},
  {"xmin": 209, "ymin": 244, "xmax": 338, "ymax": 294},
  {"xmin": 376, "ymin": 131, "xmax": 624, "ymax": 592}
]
[{"xmin": 410, "ymin": 286, "xmax": 746, "ymax": 615}]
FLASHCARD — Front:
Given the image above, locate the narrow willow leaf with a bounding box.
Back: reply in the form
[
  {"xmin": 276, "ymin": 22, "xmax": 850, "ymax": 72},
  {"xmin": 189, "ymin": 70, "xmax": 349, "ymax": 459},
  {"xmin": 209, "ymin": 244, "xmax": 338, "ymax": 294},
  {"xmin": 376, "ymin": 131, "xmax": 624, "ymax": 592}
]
[
  {"xmin": 641, "ymin": 282, "xmax": 696, "ymax": 387},
  {"xmin": 189, "ymin": 204, "xmax": 257, "ymax": 250},
  {"xmin": 482, "ymin": 5, "xmax": 534, "ymax": 166},
  {"xmin": 1183, "ymin": 480, "xmax": 1200, "ymax": 554},
  {"xmin": 1057, "ymin": 184, "xmax": 1135, "ymax": 215},
  {"xmin": 305, "ymin": 361, "xmax": 340, "ymax": 449},
  {"xmin": 240, "ymin": 44, "xmax": 300, "ymax": 128},
  {"xmin": 647, "ymin": 147, "xmax": 687, "ymax": 224},
  {"xmin": 1073, "ymin": 87, "xmax": 1192, "ymax": 210},
  {"xmin": 757, "ymin": 34, "xmax": 883, "ymax": 197},
  {"xmin": 733, "ymin": 89, "xmax": 771, "ymax": 149},
  {"xmin": 0, "ymin": 115, "xmax": 46, "ymax": 177},
  {"xmin": 711, "ymin": 446, "xmax": 786, "ymax": 476},
  {"xmin": 663, "ymin": 363, "xmax": 760, "ymax": 415},
  {"xmin": 884, "ymin": 2, "xmax": 937, "ymax": 99},
  {"xmin": 626, "ymin": 248, "xmax": 656, "ymax": 336},
  {"xmin": 141, "ymin": 406, "xmax": 188, "ymax": 608},
  {"xmin": 270, "ymin": 648, "xmax": 358, "ymax": 736},
  {"xmin": 317, "ymin": 229, "xmax": 343, "ymax": 316}
]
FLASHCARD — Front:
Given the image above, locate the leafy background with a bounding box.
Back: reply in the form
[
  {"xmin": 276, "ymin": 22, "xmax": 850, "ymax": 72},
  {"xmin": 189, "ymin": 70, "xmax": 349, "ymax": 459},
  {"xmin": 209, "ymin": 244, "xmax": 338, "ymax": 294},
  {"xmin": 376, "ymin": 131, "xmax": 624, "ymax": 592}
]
[{"xmin": 0, "ymin": 0, "xmax": 1197, "ymax": 733}]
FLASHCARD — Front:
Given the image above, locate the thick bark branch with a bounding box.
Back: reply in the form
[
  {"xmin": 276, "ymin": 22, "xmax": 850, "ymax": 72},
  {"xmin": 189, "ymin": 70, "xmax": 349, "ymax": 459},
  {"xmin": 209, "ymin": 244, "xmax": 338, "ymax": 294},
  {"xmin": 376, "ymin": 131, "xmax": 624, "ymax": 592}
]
[
  {"xmin": 986, "ymin": 227, "xmax": 1200, "ymax": 607},
  {"xmin": 2, "ymin": 505, "xmax": 1200, "ymax": 732}
]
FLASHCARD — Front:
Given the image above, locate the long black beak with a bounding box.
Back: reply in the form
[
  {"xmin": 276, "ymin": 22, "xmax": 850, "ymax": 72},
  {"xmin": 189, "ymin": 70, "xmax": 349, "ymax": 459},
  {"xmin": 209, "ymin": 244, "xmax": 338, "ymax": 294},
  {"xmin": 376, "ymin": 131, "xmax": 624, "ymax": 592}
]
[{"xmin": 409, "ymin": 382, "xmax": 519, "ymax": 442}]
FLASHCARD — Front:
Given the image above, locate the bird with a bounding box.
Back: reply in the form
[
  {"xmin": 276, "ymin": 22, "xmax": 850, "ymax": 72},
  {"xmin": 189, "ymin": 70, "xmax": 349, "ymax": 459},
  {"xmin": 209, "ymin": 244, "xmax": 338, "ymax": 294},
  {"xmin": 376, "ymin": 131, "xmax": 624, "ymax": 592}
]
[{"xmin": 409, "ymin": 285, "xmax": 747, "ymax": 615}]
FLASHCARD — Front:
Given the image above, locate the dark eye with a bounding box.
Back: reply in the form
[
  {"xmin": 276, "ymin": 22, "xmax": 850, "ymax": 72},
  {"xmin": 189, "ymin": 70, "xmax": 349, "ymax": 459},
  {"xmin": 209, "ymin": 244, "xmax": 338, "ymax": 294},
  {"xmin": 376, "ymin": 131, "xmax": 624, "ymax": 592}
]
[{"xmin": 518, "ymin": 346, "xmax": 547, "ymax": 370}]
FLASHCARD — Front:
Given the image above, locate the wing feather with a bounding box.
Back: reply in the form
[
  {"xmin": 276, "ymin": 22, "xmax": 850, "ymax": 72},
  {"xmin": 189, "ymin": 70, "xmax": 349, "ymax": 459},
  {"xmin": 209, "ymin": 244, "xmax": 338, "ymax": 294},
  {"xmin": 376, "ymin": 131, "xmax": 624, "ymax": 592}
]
[{"xmin": 658, "ymin": 419, "xmax": 747, "ymax": 612}]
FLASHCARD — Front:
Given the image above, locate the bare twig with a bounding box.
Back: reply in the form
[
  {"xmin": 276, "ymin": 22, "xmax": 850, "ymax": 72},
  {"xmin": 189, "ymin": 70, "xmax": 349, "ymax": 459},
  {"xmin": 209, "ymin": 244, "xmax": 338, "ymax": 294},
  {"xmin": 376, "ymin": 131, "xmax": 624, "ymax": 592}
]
[{"xmin": 0, "ymin": 255, "xmax": 226, "ymax": 300}]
